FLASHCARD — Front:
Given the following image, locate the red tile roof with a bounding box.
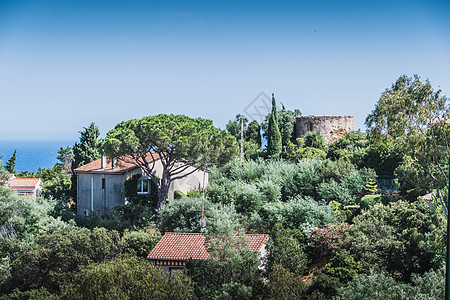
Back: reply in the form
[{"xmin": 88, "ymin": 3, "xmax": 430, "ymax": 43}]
[
  {"xmin": 147, "ymin": 232, "xmax": 269, "ymax": 261},
  {"xmin": 9, "ymin": 178, "xmax": 41, "ymax": 190},
  {"xmin": 73, "ymin": 153, "xmax": 160, "ymax": 174}
]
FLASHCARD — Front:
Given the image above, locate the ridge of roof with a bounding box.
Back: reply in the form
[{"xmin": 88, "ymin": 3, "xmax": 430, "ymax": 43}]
[
  {"xmin": 73, "ymin": 153, "xmax": 161, "ymax": 174},
  {"xmin": 147, "ymin": 232, "xmax": 269, "ymax": 261}
]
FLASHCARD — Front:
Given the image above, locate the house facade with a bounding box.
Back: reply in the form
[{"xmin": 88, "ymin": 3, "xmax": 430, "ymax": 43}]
[
  {"xmin": 147, "ymin": 232, "xmax": 269, "ymax": 275},
  {"xmin": 73, "ymin": 155, "xmax": 208, "ymax": 216},
  {"xmin": 7, "ymin": 176, "xmax": 43, "ymax": 198}
]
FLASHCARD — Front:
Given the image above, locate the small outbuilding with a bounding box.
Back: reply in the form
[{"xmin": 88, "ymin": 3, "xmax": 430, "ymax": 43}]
[
  {"xmin": 8, "ymin": 177, "xmax": 43, "ymax": 198},
  {"xmin": 147, "ymin": 232, "xmax": 269, "ymax": 275}
]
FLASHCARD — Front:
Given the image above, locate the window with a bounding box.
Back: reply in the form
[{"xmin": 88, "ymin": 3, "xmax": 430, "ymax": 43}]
[
  {"xmin": 137, "ymin": 179, "xmax": 150, "ymax": 194},
  {"xmin": 102, "ymin": 178, "xmax": 105, "ymax": 189},
  {"xmin": 307, "ymin": 122, "xmax": 314, "ymax": 131}
]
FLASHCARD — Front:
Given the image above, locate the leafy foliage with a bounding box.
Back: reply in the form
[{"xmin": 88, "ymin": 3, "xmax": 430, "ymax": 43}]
[
  {"xmin": 159, "ymin": 197, "xmax": 241, "ymax": 233},
  {"xmin": 72, "ymin": 123, "xmax": 101, "ymax": 170},
  {"xmin": 61, "ymin": 256, "xmax": 195, "ymax": 300},
  {"xmin": 4, "ymin": 150, "xmax": 16, "ymax": 174},
  {"xmin": 342, "ymin": 200, "xmax": 443, "ymax": 282},
  {"xmin": 9, "ymin": 228, "xmax": 121, "ymax": 293},
  {"xmin": 124, "ymin": 174, "xmax": 158, "ymax": 207},
  {"xmin": 267, "ymin": 94, "xmax": 282, "ymax": 158},
  {"xmin": 103, "ymin": 114, "xmax": 238, "ymax": 207},
  {"xmin": 121, "ymin": 230, "xmax": 161, "ymax": 258},
  {"xmin": 186, "ymin": 231, "xmax": 264, "ymax": 299}
]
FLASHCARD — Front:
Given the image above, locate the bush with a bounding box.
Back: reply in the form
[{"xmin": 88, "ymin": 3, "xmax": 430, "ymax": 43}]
[
  {"xmin": 0, "ymin": 190, "xmax": 74, "ymax": 240},
  {"xmin": 122, "ymin": 230, "xmax": 162, "ymax": 257},
  {"xmin": 245, "ymin": 197, "xmax": 336, "ymax": 232},
  {"xmin": 334, "ymin": 270, "xmax": 409, "ymax": 299},
  {"xmin": 342, "ymin": 200, "xmax": 442, "ymax": 282},
  {"xmin": 0, "ymin": 287, "xmax": 57, "ymax": 300},
  {"xmin": 9, "ymin": 228, "xmax": 121, "ymax": 294},
  {"xmin": 359, "ymin": 194, "xmax": 389, "ymax": 211},
  {"xmin": 308, "ymin": 223, "xmax": 351, "ymax": 259},
  {"xmin": 159, "ymin": 197, "xmax": 241, "ymax": 233},
  {"xmin": 268, "ymin": 224, "xmax": 309, "ymax": 276},
  {"xmin": 61, "ymin": 256, "xmax": 195, "ymax": 300}
]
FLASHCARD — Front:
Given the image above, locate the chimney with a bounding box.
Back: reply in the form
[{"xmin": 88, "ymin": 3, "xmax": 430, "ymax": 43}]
[
  {"xmin": 101, "ymin": 155, "xmax": 106, "ymax": 169},
  {"xmin": 112, "ymin": 158, "xmax": 117, "ymax": 169}
]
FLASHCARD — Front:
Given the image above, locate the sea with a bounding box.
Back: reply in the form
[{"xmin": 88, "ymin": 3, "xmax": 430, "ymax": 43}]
[{"xmin": 0, "ymin": 140, "xmax": 76, "ymax": 173}]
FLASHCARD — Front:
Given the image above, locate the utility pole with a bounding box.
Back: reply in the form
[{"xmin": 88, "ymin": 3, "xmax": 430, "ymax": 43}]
[
  {"xmin": 446, "ymin": 156, "xmax": 450, "ymax": 299},
  {"xmin": 240, "ymin": 118, "xmax": 244, "ymax": 165}
]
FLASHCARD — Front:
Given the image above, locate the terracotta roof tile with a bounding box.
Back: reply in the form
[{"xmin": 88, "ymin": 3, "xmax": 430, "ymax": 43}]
[
  {"xmin": 147, "ymin": 232, "xmax": 268, "ymax": 261},
  {"xmin": 73, "ymin": 153, "xmax": 160, "ymax": 174},
  {"xmin": 10, "ymin": 178, "xmax": 41, "ymax": 189}
]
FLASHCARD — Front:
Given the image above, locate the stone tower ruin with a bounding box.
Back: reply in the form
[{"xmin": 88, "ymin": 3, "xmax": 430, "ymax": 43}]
[{"xmin": 295, "ymin": 116, "xmax": 354, "ymax": 143}]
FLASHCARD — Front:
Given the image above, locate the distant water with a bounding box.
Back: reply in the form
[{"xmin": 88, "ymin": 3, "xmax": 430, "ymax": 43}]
[{"xmin": 0, "ymin": 140, "xmax": 76, "ymax": 173}]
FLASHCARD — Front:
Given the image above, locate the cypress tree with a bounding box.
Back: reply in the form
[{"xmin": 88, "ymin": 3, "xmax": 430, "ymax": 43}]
[
  {"xmin": 5, "ymin": 149, "xmax": 16, "ymax": 174},
  {"xmin": 267, "ymin": 94, "xmax": 282, "ymax": 158}
]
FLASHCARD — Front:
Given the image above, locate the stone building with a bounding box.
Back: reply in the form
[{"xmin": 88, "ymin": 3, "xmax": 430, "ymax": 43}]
[{"xmin": 295, "ymin": 115, "xmax": 354, "ymax": 143}]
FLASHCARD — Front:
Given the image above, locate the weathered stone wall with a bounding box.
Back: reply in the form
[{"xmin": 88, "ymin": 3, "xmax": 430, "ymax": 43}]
[{"xmin": 295, "ymin": 116, "xmax": 354, "ymax": 143}]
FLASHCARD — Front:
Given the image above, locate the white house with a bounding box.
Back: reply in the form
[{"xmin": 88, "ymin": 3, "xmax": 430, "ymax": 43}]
[
  {"xmin": 8, "ymin": 176, "xmax": 43, "ymax": 198},
  {"xmin": 73, "ymin": 154, "xmax": 209, "ymax": 215}
]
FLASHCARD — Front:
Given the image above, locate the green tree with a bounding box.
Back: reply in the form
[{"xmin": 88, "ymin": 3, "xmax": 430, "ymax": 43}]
[
  {"xmin": 103, "ymin": 114, "xmax": 238, "ymax": 209},
  {"xmin": 327, "ymin": 131, "xmax": 370, "ymax": 168},
  {"xmin": 41, "ymin": 147, "xmax": 73, "ymax": 202},
  {"xmin": 5, "ymin": 150, "xmax": 16, "ymax": 174},
  {"xmin": 365, "ymin": 74, "xmax": 449, "ymax": 193},
  {"xmin": 0, "ymin": 159, "xmax": 9, "ymax": 187},
  {"xmin": 186, "ymin": 230, "xmax": 264, "ymax": 299},
  {"xmin": 262, "ymin": 105, "xmax": 301, "ymax": 148},
  {"xmin": 267, "ymin": 94, "xmax": 282, "ymax": 158},
  {"xmin": 246, "ymin": 120, "xmax": 262, "ymax": 147},
  {"xmin": 72, "ymin": 123, "xmax": 101, "ymax": 170},
  {"xmin": 226, "ymin": 114, "xmax": 248, "ymax": 141},
  {"xmin": 10, "ymin": 228, "xmax": 121, "ymax": 293},
  {"xmin": 278, "ymin": 105, "xmax": 297, "ymax": 148},
  {"xmin": 304, "ymin": 131, "xmax": 325, "ymax": 150},
  {"xmin": 61, "ymin": 256, "xmax": 195, "ymax": 300}
]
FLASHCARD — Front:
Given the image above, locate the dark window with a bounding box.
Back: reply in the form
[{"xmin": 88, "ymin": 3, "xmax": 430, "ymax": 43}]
[
  {"xmin": 102, "ymin": 178, "xmax": 105, "ymax": 189},
  {"xmin": 138, "ymin": 179, "xmax": 150, "ymax": 194}
]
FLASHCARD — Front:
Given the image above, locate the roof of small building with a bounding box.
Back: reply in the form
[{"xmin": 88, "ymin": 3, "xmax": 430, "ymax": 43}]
[
  {"xmin": 73, "ymin": 153, "xmax": 161, "ymax": 174},
  {"xmin": 9, "ymin": 178, "xmax": 41, "ymax": 190},
  {"xmin": 147, "ymin": 232, "xmax": 269, "ymax": 261}
]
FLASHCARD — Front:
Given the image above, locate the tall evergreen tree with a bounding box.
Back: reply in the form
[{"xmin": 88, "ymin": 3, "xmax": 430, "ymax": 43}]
[
  {"xmin": 267, "ymin": 94, "xmax": 282, "ymax": 158},
  {"xmin": 246, "ymin": 120, "xmax": 262, "ymax": 147},
  {"xmin": 72, "ymin": 123, "xmax": 101, "ymax": 170},
  {"xmin": 5, "ymin": 150, "xmax": 16, "ymax": 174}
]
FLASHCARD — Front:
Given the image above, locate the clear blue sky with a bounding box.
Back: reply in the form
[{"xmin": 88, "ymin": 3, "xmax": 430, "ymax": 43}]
[{"xmin": 1, "ymin": 0, "xmax": 449, "ymax": 141}]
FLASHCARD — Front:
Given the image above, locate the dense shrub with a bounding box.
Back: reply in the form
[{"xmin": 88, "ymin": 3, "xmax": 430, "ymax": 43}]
[
  {"xmin": 267, "ymin": 264, "xmax": 306, "ymax": 299},
  {"xmin": 122, "ymin": 230, "xmax": 161, "ymax": 257},
  {"xmin": 0, "ymin": 189, "xmax": 77, "ymax": 240},
  {"xmin": 186, "ymin": 232, "xmax": 264, "ymax": 300},
  {"xmin": 244, "ymin": 197, "xmax": 336, "ymax": 232},
  {"xmin": 359, "ymin": 194, "xmax": 389, "ymax": 211},
  {"xmin": 124, "ymin": 174, "xmax": 158, "ymax": 207},
  {"xmin": 334, "ymin": 270, "xmax": 409, "ymax": 300},
  {"xmin": 8, "ymin": 228, "xmax": 121, "ymax": 293},
  {"xmin": 267, "ymin": 224, "xmax": 309, "ymax": 276},
  {"xmin": 308, "ymin": 223, "xmax": 351, "ymax": 259},
  {"xmin": 61, "ymin": 256, "xmax": 195, "ymax": 300},
  {"xmin": 342, "ymin": 200, "xmax": 443, "ymax": 282},
  {"xmin": 159, "ymin": 197, "xmax": 241, "ymax": 233}
]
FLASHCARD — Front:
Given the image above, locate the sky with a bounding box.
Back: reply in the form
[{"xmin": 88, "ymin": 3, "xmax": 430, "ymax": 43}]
[{"xmin": 0, "ymin": 0, "xmax": 449, "ymax": 141}]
